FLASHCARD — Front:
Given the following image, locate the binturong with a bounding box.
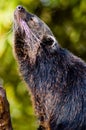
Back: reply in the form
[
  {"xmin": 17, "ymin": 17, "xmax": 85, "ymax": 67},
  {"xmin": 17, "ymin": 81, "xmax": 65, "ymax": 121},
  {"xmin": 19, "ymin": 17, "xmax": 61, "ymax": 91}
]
[{"xmin": 13, "ymin": 5, "xmax": 86, "ymax": 130}]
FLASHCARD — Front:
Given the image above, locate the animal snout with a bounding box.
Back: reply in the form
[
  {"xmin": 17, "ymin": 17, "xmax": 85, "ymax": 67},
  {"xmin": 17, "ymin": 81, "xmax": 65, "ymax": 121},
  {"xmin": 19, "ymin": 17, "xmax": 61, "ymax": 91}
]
[{"xmin": 16, "ymin": 5, "xmax": 25, "ymax": 12}]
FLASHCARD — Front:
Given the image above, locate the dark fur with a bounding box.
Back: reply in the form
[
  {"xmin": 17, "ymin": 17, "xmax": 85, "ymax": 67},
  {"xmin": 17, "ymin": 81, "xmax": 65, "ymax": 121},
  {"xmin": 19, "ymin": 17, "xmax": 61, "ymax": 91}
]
[{"xmin": 14, "ymin": 6, "xmax": 86, "ymax": 130}]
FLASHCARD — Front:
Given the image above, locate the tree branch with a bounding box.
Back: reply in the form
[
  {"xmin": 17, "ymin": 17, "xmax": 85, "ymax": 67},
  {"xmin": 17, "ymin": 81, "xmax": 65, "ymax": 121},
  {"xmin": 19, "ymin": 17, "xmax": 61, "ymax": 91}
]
[{"xmin": 0, "ymin": 86, "xmax": 13, "ymax": 130}]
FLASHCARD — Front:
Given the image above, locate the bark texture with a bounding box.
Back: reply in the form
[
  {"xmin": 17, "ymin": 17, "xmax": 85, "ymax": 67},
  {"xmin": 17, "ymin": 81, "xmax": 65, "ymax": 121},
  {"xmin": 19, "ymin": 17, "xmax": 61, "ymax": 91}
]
[{"xmin": 0, "ymin": 86, "xmax": 13, "ymax": 130}]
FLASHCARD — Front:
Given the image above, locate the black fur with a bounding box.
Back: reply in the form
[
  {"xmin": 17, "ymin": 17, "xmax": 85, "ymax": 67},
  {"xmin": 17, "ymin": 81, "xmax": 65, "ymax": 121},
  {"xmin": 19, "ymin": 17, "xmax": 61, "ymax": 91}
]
[{"xmin": 14, "ymin": 6, "xmax": 86, "ymax": 130}]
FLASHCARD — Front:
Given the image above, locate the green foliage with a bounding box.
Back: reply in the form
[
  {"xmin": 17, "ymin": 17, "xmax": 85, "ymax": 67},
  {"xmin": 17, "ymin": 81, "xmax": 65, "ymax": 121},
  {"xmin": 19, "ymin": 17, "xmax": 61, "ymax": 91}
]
[{"xmin": 0, "ymin": 0, "xmax": 86, "ymax": 130}]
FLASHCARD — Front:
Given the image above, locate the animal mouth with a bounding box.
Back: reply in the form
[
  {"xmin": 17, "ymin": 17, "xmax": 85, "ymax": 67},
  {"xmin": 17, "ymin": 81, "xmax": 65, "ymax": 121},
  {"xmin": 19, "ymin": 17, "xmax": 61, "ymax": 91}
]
[
  {"xmin": 14, "ymin": 5, "xmax": 42, "ymax": 63},
  {"xmin": 14, "ymin": 5, "xmax": 41, "ymax": 44}
]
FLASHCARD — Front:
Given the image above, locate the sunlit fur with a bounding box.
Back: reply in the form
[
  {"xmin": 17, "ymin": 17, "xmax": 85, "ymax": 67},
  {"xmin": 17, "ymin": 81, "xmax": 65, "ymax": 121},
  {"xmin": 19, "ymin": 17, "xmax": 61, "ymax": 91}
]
[{"xmin": 14, "ymin": 6, "xmax": 86, "ymax": 130}]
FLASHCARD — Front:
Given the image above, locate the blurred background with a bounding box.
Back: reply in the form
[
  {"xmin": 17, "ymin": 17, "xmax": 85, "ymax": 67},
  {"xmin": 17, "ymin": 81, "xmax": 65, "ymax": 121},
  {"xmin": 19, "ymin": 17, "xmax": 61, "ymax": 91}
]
[{"xmin": 0, "ymin": 0, "xmax": 86, "ymax": 129}]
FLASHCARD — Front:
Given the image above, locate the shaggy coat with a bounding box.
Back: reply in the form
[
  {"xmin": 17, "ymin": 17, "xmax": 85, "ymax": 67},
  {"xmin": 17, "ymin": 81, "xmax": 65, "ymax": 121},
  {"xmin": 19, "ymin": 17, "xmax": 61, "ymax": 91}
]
[{"xmin": 14, "ymin": 5, "xmax": 86, "ymax": 130}]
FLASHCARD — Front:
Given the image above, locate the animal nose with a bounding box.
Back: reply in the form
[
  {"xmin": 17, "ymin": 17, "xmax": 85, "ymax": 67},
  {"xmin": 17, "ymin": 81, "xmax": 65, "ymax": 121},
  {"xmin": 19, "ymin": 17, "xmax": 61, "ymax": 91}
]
[{"xmin": 17, "ymin": 5, "xmax": 24, "ymax": 11}]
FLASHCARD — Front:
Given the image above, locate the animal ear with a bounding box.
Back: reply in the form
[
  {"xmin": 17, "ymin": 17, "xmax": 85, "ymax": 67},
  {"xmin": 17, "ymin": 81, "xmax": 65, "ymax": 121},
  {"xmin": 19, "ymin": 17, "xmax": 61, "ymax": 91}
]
[
  {"xmin": 41, "ymin": 35, "xmax": 56, "ymax": 46},
  {"xmin": 41, "ymin": 35, "xmax": 59, "ymax": 52}
]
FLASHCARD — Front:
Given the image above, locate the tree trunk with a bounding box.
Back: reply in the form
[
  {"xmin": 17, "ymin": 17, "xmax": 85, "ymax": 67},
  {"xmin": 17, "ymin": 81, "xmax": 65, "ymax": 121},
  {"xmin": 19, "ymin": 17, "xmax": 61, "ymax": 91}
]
[{"xmin": 0, "ymin": 86, "xmax": 13, "ymax": 130}]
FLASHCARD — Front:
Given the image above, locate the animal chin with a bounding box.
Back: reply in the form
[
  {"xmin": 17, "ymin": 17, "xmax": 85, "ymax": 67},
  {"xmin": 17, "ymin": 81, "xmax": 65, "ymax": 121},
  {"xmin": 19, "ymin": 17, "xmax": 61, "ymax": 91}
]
[
  {"xmin": 19, "ymin": 19, "xmax": 40, "ymax": 43},
  {"xmin": 20, "ymin": 20, "xmax": 31, "ymax": 39}
]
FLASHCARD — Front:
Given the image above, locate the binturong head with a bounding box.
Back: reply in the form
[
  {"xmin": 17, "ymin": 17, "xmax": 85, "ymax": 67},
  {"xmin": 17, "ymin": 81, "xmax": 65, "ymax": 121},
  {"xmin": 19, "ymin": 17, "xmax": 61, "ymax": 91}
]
[{"xmin": 14, "ymin": 5, "xmax": 59, "ymax": 63}]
